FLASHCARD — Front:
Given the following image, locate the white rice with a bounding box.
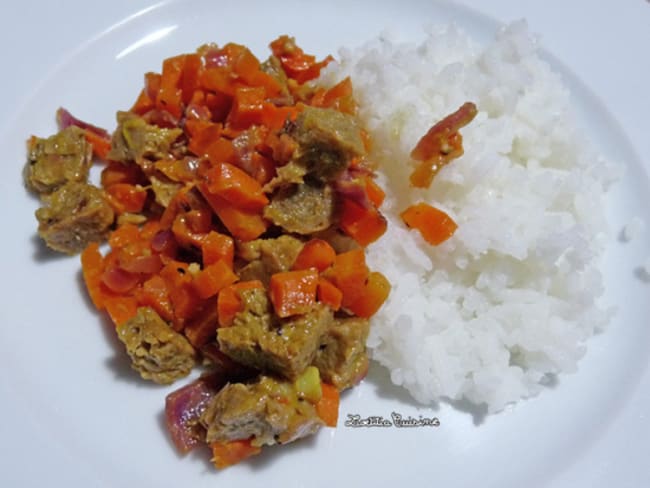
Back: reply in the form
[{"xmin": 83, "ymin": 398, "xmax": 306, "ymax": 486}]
[{"xmin": 322, "ymin": 21, "xmax": 619, "ymax": 412}]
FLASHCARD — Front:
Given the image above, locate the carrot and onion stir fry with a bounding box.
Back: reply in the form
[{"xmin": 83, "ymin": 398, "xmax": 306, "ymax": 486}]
[{"xmin": 25, "ymin": 30, "xmax": 478, "ymax": 471}]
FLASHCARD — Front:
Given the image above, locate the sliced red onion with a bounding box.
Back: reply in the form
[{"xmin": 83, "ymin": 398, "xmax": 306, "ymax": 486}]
[
  {"xmin": 56, "ymin": 107, "xmax": 110, "ymax": 138},
  {"xmin": 118, "ymin": 254, "xmax": 163, "ymax": 274},
  {"xmin": 151, "ymin": 230, "xmax": 177, "ymax": 255},
  {"xmin": 165, "ymin": 374, "xmax": 226, "ymax": 453},
  {"xmin": 101, "ymin": 266, "xmax": 139, "ymax": 294},
  {"xmin": 164, "ymin": 348, "xmax": 259, "ymax": 453},
  {"xmin": 141, "ymin": 109, "xmax": 179, "ymax": 129},
  {"xmin": 334, "ymin": 167, "xmax": 373, "ymax": 210}
]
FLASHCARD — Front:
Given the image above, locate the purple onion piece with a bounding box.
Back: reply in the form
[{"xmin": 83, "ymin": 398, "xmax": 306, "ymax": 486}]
[
  {"xmin": 150, "ymin": 230, "xmax": 175, "ymax": 253},
  {"xmin": 334, "ymin": 167, "xmax": 374, "ymax": 210},
  {"xmin": 164, "ymin": 373, "xmax": 228, "ymax": 453},
  {"xmin": 56, "ymin": 107, "xmax": 110, "ymax": 139}
]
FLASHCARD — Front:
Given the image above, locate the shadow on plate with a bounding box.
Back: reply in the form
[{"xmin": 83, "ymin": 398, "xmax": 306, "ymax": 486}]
[
  {"xmin": 247, "ymin": 432, "xmax": 319, "ymax": 472},
  {"xmin": 31, "ymin": 233, "xmax": 70, "ymax": 262},
  {"xmin": 634, "ymin": 266, "xmax": 650, "ymax": 283},
  {"xmin": 363, "ymin": 363, "xmax": 425, "ymax": 409},
  {"xmin": 441, "ymin": 398, "xmax": 488, "ymax": 425},
  {"xmin": 75, "ymin": 268, "xmax": 96, "ymax": 312},
  {"xmin": 154, "ymin": 409, "xmax": 217, "ymax": 473}
]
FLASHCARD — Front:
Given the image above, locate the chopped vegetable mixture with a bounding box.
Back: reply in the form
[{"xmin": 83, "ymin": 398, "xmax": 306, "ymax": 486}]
[{"xmin": 23, "ymin": 35, "xmax": 475, "ymax": 470}]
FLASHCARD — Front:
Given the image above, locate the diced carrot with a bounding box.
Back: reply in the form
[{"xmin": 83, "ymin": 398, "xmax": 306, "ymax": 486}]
[
  {"xmin": 205, "ymin": 92, "xmax": 233, "ymax": 123},
  {"xmin": 311, "ymin": 77, "xmax": 356, "ymax": 114},
  {"xmin": 210, "ymin": 438, "xmax": 261, "ymax": 469},
  {"xmin": 339, "ymin": 198, "xmax": 387, "ymax": 246},
  {"xmin": 183, "ymin": 297, "xmax": 218, "ymax": 348},
  {"xmin": 244, "ymin": 151, "xmax": 276, "ymax": 186},
  {"xmin": 171, "ymin": 210, "xmax": 211, "ymax": 249},
  {"xmin": 260, "ymin": 104, "xmax": 300, "ymax": 131},
  {"xmin": 345, "ymin": 271, "xmax": 390, "ymax": 318},
  {"xmin": 317, "ymin": 278, "xmax": 342, "ymax": 311},
  {"xmin": 108, "ymin": 224, "xmax": 141, "ymax": 250},
  {"xmin": 81, "ymin": 243, "xmax": 110, "ymax": 310},
  {"xmin": 156, "ymin": 158, "xmax": 203, "ymax": 183},
  {"xmin": 228, "ymin": 43, "xmax": 261, "ymax": 82},
  {"xmin": 170, "ymin": 285, "xmax": 201, "ymax": 329},
  {"xmin": 199, "ymin": 183, "xmax": 268, "ymax": 241},
  {"xmin": 101, "ymin": 161, "xmax": 145, "ymax": 187},
  {"xmin": 324, "ymin": 249, "xmax": 369, "ymax": 309},
  {"xmin": 315, "ymin": 383, "xmax": 340, "ymax": 427},
  {"xmin": 204, "ymin": 137, "xmax": 237, "ymax": 166},
  {"xmin": 265, "ymin": 131, "xmax": 298, "ymax": 166},
  {"xmin": 201, "ymin": 231, "xmax": 234, "ymax": 267},
  {"xmin": 104, "ymin": 295, "xmax": 139, "ymax": 327},
  {"xmin": 160, "ymin": 261, "xmax": 201, "ymax": 329},
  {"xmin": 144, "ymin": 72, "xmax": 162, "ymax": 105},
  {"xmin": 364, "ymin": 177, "xmax": 385, "ymax": 208},
  {"xmin": 217, "ymin": 280, "xmax": 264, "ymax": 327},
  {"xmin": 83, "ymin": 129, "xmax": 112, "ymax": 160},
  {"xmin": 131, "ymin": 88, "xmax": 155, "ymax": 115},
  {"xmin": 204, "ymin": 162, "xmax": 269, "ymax": 211},
  {"xmin": 400, "ymin": 202, "xmax": 458, "ymax": 245},
  {"xmin": 269, "ymin": 269, "xmax": 319, "ymax": 318},
  {"xmin": 187, "ymin": 122, "xmax": 223, "ymax": 157},
  {"xmin": 227, "ymin": 86, "xmax": 266, "ymax": 129},
  {"xmin": 140, "ymin": 220, "xmax": 162, "ymax": 240},
  {"xmin": 200, "ymin": 67, "xmax": 239, "ymax": 96},
  {"xmin": 309, "ymin": 87, "xmax": 327, "ymax": 108},
  {"xmin": 227, "ymin": 43, "xmax": 280, "ymax": 96},
  {"xmin": 159, "ymin": 185, "xmax": 196, "ymax": 229},
  {"xmin": 292, "ymin": 239, "xmax": 336, "ymax": 272},
  {"xmin": 192, "ymin": 260, "xmax": 238, "ymax": 300},
  {"xmin": 270, "ymin": 35, "xmax": 334, "ymax": 84},
  {"xmin": 157, "ymin": 54, "xmax": 185, "ymax": 119},
  {"xmin": 105, "ymin": 183, "xmax": 148, "ymax": 214},
  {"xmin": 180, "ymin": 53, "xmax": 202, "ymax": 105},
  {"xmin": 137, "ymin": 274, "xmax": 174, "ymax": 321},
  {"xmin": 323, "ymin": 79, "xmax": 352, "ymax": 105}
]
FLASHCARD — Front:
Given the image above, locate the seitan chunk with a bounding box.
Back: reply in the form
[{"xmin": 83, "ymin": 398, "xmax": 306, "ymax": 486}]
[
  {"xmin": 217, "ymin": 289, "xmax": 332, "ymax": 379},
  {"xmin": 236, "ymin": 260, "xmax": 270, "ymax": 286},
  {"xmin": 264, "ymin": 183, "xmax": 335, "ymax": 235},
  {"xmin": 313, "ymin": 317, "xmax": 370, "ymax": 390},
  {"xmin": 35, "ymin": 181, "xmax": 114, "ymax": 254},
  {"xmin": 236, "ymin": 235, "xmax": 304, "ymax": 285},
  {"xmin": 289, "ymin": 106, "xmax": 365, "ymax": 181},
  {"xmin": 117, "ymin": 307, "xmax": 196, "ymax": 384},
  {"xmin": 149, "ymin": 173, "xmax": 183, "ymax": 207},
  {"xmin": 108, "ymin": 111, "xmax": 182, "ymax": 166},
  {"xmin": 262, "ymin": 160, "xmax": 307, "ymax": 193},
  {"xmin": 200, "ymin": 374, "xmax": 323, "ymax": 446},
  {"xmin": 24, "ymin": 126, "xmax": 92, "ymax": 195},
  {"xmin": 260, "ymin": 55, "xmax": 294, "ymax": 106},
  {"xmin": 312, "ymin": 227, "xmax": 359, "ymax": 254}
]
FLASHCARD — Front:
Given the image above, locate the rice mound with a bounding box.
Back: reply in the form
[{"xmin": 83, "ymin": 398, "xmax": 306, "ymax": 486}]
[{"xmin": 321, "ymin": 21, "xmax": 619, "ymax": 412}]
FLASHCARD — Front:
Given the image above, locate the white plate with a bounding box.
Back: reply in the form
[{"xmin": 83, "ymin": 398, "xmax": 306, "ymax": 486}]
[{"xmin": 1, "ymin": 1, "xmax": 649, "ymax": 487}]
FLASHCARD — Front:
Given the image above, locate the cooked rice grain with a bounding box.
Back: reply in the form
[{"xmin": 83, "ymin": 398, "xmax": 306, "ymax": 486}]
[{"xmin": 322, "ymin": 21, "xmax": 619, "ymax": 412}]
